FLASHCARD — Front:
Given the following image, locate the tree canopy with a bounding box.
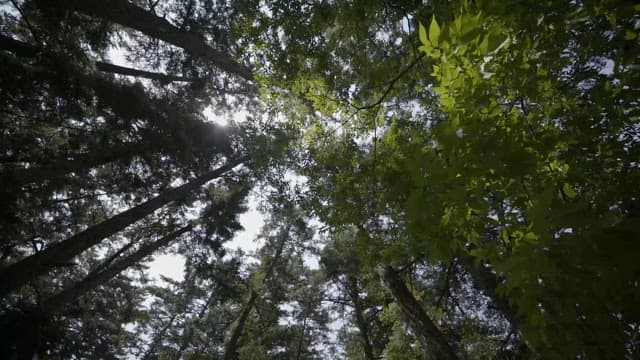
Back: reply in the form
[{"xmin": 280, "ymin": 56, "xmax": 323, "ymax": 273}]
[{"xmin": 1, "ymin": 0, "xmax": 638, "ymax": 359}]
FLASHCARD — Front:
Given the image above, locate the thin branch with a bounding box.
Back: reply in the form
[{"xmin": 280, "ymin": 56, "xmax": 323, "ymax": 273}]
[
  {"xmin": 9, "ymin": 0, "xmax": 42, "ymax": 44},
  {"xmin": 351, "ymin": 53, "xmax": 426, "ymax": 111},
  {"xmin": 436, "ymin": 262, "xmax": 455, "ymax": 307}
]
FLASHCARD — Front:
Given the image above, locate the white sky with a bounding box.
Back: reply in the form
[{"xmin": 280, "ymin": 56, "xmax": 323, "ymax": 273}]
[{"xmin": 147, "ymin": 196, "xmax": 265, "ymax": 282}]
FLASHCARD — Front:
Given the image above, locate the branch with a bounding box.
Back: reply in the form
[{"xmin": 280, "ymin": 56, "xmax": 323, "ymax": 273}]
[{"xmin": 351, "ymin": 53, "xmax": 426, "ymax": 111}]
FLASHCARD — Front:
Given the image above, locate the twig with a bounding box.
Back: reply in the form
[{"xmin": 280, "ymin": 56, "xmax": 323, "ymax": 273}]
[
  {"xmin": 9, "ymin": 0, "xmax": 42, "ymax": 44},
  {"xmin": 350, "ymin": 53, "xmax": 426, "ymax": 111}
]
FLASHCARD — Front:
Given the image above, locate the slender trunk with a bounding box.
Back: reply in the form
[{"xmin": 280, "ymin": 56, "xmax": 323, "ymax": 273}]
[
  {"xmin": 142, "ymin": 272, "xmax": 199, "ymax": 360},
  {"xmin": 0, "ymin": 33, "xmax": 37, "ymax": 57},
  {"xmin": 0, "ymin": 43, "xmax": 197, "ymax": 134},
  {"xmin": 0, "ymin": 33, "xmax": 193, "ymax": 82},
  {"xmin": 40, "ymin": 226, "xmax": 191, "ymax": 313},
  {"xmin": 347, "ymin": 276, "xmax": 376, "ymax": 360},
  {"xmin": 222, "ymin": 231, "xmax": 288, "ymax": 359},
  {"xmin": 52, "ymin": 0, "xmax": 253, "ymax": 81},
  {"xmin": 94, "ymin": 62, "xmax": 193, "ymax": 82},
  {"xmin": 142, "ymin": 312, "xmax": 180, "ymax": 360},
  {"xmin": 90, "ymin": 241, "xmax": 134, "ymax": 276},
  {"xmin": 294, "ymin": 310, "xmax": 308, "ymax": 360},
  {"xmin": 378, "ymin": 264, "xmax": 458, "ymax": 360},
  {"xmin": 6, "ymin": 142, "xmax": 148, "ymax": 187},
  {"xmin": 0, "ymin": 158, "xmax": 245, "ymax": 297},
  {"xmin": 223, "ymin": 290, "xmax": 258, "ymax": 360},
  {"xmin": 175, "ymin": 288, "xmax": 218, "ymax": 358}
]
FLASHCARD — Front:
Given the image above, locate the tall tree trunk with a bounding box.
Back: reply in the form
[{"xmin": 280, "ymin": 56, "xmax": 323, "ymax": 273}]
[
  {"xmin": 6, "ymin": 142, "xmax": 149, "ymax": 187},
  {"xmin": 1, "ymin": 35, "xmax": 202, "ymax": 134},
  {"xmin": 378, "ymin": 264, "xmax": 458, "ymax": 360},
  {"xmin": 347, "ymin": 276, "xmax": 376, "ymax": 360},
  {"xmin": 142, "ymin": 272, "xmax": 199, "ymax": 360},
  {"xmin": 294, "ymin": 307, "xmax": 309, "ymax": 360},
  {"xmin": 175, "ymin": 288, "xmax": 218, "ymax": 359},
  {"xmin": 0, "ymin": 157, "xmax": 246, "ymax": 297},
  {"xmin": 0, "ymin": 33, "xmax": 193, "ymax": 82},
  {"xmin": 94, "ymin": 62, "xmax": 194, "ymax": 82},
  {"xmin": 51, "ymin": 0, "xmax": 253, "ymax": 81},
  {"xmin": 0, "ymin": 227, "xmax": 191, "ymax": 359},
  {"xmin": 222, "ymin": 230, "xmax": 288, "ymax": 359},
  {"xmin": 40, "ymin": 225, "xmax": 192, "ymax": 313},
  {"xmin": 223, "ymin": 290, "xmax": 259, "ymax": 360}
]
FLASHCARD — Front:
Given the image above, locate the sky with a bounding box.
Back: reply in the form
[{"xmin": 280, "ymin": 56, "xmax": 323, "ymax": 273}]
[
  {"xmin": 104, "ymin": 46, "xmax": 267, "ymax": 283},
  {"xmin": 147, "ymin": 198, "xmax": 265, "ymax": 282}
]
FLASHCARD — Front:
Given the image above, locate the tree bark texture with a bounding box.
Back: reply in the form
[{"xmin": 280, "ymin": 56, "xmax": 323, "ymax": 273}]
[
  {"xmin": 379, "ymin": 264, "xmax": 458, "ymax": 360},
  {"xmin": 223, "ymin": 231, "xmax": 288, "ymax": 359}
]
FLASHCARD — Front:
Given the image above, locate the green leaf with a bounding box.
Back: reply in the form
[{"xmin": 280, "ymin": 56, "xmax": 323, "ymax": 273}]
[
  {"xmin": 429, "ymin": 16, "xmax": 441, "ymax": 46},
  {"xmin": 562, "ymin": 183, "xmax": 577, "ymax": 199},
  {"xmin": 624, "ymin": 30, "xmax": 637, "ymax": 40},
  {"xmin": 419, "ymin": 22, "xmax": 429, "ymax": 45},
  {"xmin": 477, "ymin": 35, "xmax": 489, "ymax": 54}
]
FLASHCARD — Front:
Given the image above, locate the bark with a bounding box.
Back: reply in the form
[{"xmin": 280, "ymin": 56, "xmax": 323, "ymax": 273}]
[
  {"xmin": 0, "ymin": 33, "xmax": 193, "ymax": 82},
  {"xmin": 90, "ymin": 241, "xmax": 134, "ymax": 275},
  {"xmin": 40, "ymin": 225, "xmax": 191, "ymax": 313},
  {"xmin": 0, "ymin": 157, "xmax": 246, "ymax": 297},
  {"xmin": 347, "ymin": 276, "xmax": 376, "ymax": 360},
  {"xmin": 52, "ymin": 0, "xmax": 253, "ymax": 81},
  {"xmin": 0, "ymin": 33, "xmax": 37, "ymax": 57},
  {"xmin": 294, "ymin": 306, "xmax": 309, "ymax": 360},
  {"xmin": 378, "ymin": 264, "xmax": 458, "ymax": 360},
  {"xmin": 142, "ymin": 273, "xmax": 200, "ymax": 360}
]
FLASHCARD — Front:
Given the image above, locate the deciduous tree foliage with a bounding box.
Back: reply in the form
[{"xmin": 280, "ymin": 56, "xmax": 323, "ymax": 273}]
[{"xmin": 1, "ymin": 0, "xmax": 638, "ymax": 358}]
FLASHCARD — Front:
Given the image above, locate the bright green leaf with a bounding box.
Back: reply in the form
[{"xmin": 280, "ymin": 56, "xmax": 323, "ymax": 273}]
[
  {"xmin": 429, "ymin": 16, "xmax": 441, "ymax": 46},
  {"xmin": 419, "ymin": 22, "xmax": 429, "ymax": 45}
]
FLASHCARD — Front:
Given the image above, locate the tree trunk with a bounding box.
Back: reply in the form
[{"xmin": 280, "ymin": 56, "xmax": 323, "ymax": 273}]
[
  {"xmin": 294, "ymin": 307, "xmax": 309, "ymax": 360},
  {"xmin": 378, "ymin": 264, "xmax": 458, "ymax": 360},
  {"xmin": 142, "ymin": 273, "xmax": 200, "ymax": 360},
  {"xmin": 40, "ymin": 225, "xmax": 191, "ymax": 313},
  {"xmin": 6, "ymin": 142, "xmax": 149, "ymax": 187},
  {"xmin": 52, "ymin": 0, "xmax": 253, "ymax": 81},
  {"xmin": 0, "ymin": 157, "xmax": 246, "ymax": 297},
  {"xmin": 94, "ymin": 62, "xmax": 194, "ymax": 82},
  {"xmin": 223, "ymin": 290, "xmax": 258, "ymax": 360},
  {"xmin": 347, "ymin": 276, "xmax": 376, "ymax": 360},
  {"xmin": 142, "ymin": 313, "xmax": 180, "ymax": 360},
  {"xmin": 175, "ymin": 288, "xmax": 218, "ymax": 358},
  {"xmin": 222, "ymin": 229, "xmax": 289, "ymax": 359},
  {"xmin": 0, "ymin": 42, "xmax": 199, "ymax": 136},
  {"xmin": 0, "ymin": 33, "xmax": 193, "ymax": 82}
]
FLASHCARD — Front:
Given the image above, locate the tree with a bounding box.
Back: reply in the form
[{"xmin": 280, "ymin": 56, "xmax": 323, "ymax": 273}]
[
  {"xmin": 0, "ymin": 0, "xmax": 278, "ymax": 356},
  {"xmin": 1, "ymin": 0, "xmax": 638, "ymax": 358}
]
